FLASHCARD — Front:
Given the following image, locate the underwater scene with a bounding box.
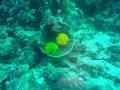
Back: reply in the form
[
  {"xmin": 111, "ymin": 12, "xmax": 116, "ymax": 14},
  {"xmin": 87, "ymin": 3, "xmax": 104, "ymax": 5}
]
[{"xmin": 0, "ymin": 0, "xmax": 120, "ymax": 90}]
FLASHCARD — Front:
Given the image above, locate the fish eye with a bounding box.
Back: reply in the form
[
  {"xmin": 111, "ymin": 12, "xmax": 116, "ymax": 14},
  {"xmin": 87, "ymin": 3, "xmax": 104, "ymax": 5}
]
[
  {"xmin": 67, "ymin": 41, "xmax": 69, "ymax": 43},
  {"xmin": 56, "ymin": 49, "xmax": 58, "ymax": 51}
]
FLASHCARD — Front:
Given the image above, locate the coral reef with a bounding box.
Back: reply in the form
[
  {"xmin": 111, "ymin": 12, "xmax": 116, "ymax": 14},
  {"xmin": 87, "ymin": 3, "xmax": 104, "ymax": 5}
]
[{"xmin": 0, "ymin": 0, "xmax": 120, "ymax": 90}]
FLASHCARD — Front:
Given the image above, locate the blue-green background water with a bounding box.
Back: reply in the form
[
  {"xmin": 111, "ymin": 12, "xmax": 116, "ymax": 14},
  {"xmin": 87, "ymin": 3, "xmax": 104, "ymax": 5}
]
[{"xmin": 0, "ymin": 0, "xmax": 120, "ymax": 90}]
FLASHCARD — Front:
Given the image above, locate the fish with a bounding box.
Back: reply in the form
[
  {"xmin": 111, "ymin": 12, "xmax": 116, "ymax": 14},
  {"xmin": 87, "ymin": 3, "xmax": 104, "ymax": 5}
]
[
  {"xmin": 74, "ymin": 61, "xmax": 80, "ymax": 70},
  {"xmin": 56, "ymin": 33, "xmax": 69, "ymax": 45},
  {"xmin": 45, "ymin": 42, "xmax": 59, "ymax": 55}
]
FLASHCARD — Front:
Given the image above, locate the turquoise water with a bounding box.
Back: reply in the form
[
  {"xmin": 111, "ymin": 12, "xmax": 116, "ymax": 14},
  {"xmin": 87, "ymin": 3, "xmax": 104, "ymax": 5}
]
[{"xmin": 0, "ymin": 0, "xmax": 120, "ymax": 90}]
